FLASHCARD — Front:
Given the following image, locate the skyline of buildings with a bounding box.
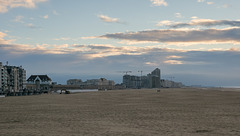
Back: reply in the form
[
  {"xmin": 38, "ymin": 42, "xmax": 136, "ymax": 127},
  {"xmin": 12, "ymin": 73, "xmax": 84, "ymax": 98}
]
[
  {"xmin": 123, "ymin": 68, "xmax": 162, "ymax": 89},
  {"xmin": 67, "ymin": 78, "xmax": 115, "ymax": 86},
  {"xmin": 0, "ymin": 62, "xmax": 184, "ymax": 95},
  {"xmin": 123, "ymin": 68, "xmax": 184, "ymax": 88}
]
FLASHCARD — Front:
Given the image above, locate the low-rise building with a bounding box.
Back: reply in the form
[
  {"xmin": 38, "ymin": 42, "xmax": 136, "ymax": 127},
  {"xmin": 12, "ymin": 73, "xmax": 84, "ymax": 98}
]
[
  {"xmin": 67, "ymin": 78, "xmax": 115, "ymax": 86},
  {"xmin": 161, "ymin": 79, "xmax": 184, "ymax": 88},
  {"xmin": 67, "ymin": 79, "xmax": 83, "ymax": 85},
  {"xmin": 26, "ymin": 75, "xmax": 52, "ymax": 92}
]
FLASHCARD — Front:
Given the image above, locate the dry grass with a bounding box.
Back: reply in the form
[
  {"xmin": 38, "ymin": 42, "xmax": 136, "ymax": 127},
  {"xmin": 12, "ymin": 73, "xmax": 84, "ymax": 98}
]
[{"xmin": 0, "ymin": 88, "xmax": 240, "ymax": 136}]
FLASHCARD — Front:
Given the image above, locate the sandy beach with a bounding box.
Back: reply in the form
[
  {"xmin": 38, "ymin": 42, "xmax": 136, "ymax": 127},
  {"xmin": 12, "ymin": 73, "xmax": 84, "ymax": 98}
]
[{"xmin": 0, "ymin": 88, "xmax": 240, "ymax": 136}]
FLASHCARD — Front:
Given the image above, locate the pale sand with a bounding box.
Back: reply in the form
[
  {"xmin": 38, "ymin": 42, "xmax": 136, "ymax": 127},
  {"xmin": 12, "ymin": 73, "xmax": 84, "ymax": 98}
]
[{"xmin": 0, "ymin": 88, "xmax": 240, "ymax": 136}]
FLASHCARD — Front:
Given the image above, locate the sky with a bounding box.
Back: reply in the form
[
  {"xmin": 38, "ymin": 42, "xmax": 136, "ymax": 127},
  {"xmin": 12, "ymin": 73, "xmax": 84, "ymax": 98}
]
[{"xmin": 0, "ymin": 0, "xmax": 240, "ymax": 87}]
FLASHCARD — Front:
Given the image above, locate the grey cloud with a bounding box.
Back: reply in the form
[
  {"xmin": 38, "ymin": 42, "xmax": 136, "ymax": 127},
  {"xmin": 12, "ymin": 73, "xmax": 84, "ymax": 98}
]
[
  {"xmin": 171, "ymin": 20, "xmax": 240, "ymax": 28},
  {"xmin": 1, "ymin": 43, "xmax": 240, "ymax": 86},
  {"xmin": 101, "ymin": 28, "xmax": 240, "ymax": 43},
  {"xmin": 74, "ymin": 45, "xmax": 112, "ymax": 50},
  {"xmin": 87, "ymin": 45, "xmax": 113, "ymax": 50}
]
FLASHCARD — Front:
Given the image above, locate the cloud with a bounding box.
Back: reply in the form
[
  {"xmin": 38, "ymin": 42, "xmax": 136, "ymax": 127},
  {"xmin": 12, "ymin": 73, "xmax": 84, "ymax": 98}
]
[
  {"xmin": 0, "ymin": 32, "xmax": 8, "ymax": 44},
  {"xmin": 54, "ymin": 37, "xmax": 71, "ymax": 41},
  {"xmin": 145, "ymin": 62, "xmax": 158, "ymax": 66},
  {"xmin": 100, "ymin": 28, "xmax": 240, "ymax": 45},
  {"xmin": 52, "ymin": 10, "xmax": 59, "ymax": 15},
  {"xmin": 169, "ymin": 19, "xmax": 240, "ymax": 28},
  {"xmin": 221, "ymin": 4, "xmax": 231, "ymax": 8},
  {"xmin": 1, "ymin": 35, "xmax": 240, "ymax": 86},
  {"xmin": 197, "ymin": 0, "xmax": 205, "ymax": 2},
  {"xmin": 98, "ymin": 14, "xmax": 120, "ymax": 23},
  {"xmin": 150, "ymin": 0, "xmax": 168, "ymax": 6},
  {"xmin": 43, "ymin": 14, "xmax": 48, "ymax": 19},
  {"xmin": 197, "ymin": 0, "xmax": 215, "ymax": 6},
  {"xmin": 175, "ymin": 13, "xmax": 183, "ymax": 18},
  {"xmin": 26, "ymin": 23, "xmax": 39, "ymax": 29},
  {"xmin": 156, "ymin": 20, "xmax": 176, "ymax": 27},
  {"xmin": 13, "ymin": 15, "xmax": 24, "ymax": 23},
  {"xmin": 0, "ymin": 31, "xmax": 14, "ymax": 44},
  {"xmin": 0, "ymin": 0, "xmax": 47, "ymax": 13},
  {"xmin": 207, "ymin": 2, "xmax": 214, "ymax": 5},
  {"xmin": 164, "ymin": 60, "xmax": 183, "ymax": 65},
  {"xmin": 0, "ymin": 42, "xmax": 152, "ymax": 58},
  {"xmin": 191, "ymin": 16, "xmax": 198, "ymax": 19},
  {"xmin": 166, "ymin": 55, "xmax": 183, "ymax": 59}
]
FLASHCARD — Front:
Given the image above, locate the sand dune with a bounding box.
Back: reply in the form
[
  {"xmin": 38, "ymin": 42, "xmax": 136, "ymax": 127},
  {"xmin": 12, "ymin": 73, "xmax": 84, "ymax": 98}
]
[{"xmin": 0, "ymin": 88, "xmax": 240, "ymax": 136}]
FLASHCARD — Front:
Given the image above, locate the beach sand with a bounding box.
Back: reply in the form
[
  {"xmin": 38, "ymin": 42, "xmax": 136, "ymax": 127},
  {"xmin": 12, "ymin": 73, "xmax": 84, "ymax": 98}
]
[{"xmin": 0, "ymin": 88, "xmax": 240, "ymax": 136}]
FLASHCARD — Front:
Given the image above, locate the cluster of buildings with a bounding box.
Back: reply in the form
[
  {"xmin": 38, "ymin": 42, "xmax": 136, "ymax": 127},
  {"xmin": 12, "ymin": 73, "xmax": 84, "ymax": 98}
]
[
  {"xmin": 67, "ymin": 78, "xmax": 115, "ymax": 86},
  {"xmin": 66, "ymin": 78, "xmax": 116, "ymax": 90},
  {"xmin": 122, "ymin": 68, "xmax": 184, "ymax": 88},
  {"xmin": 123, "ymin": 68, "xmax": 161, "ymax": 88},
  {"xmin": 0, "ymin": 62, "xmax": 53, "ymax": 95},
  {"xmin": 1, "ymin": 62, "xmax": 184, "ymax": 96}
]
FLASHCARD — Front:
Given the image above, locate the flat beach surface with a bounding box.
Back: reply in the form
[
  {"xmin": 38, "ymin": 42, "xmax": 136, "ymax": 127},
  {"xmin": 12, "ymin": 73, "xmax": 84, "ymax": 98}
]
[{"xmin": 0, "ymin": 88, "xmax": 240, "ymax": 136}]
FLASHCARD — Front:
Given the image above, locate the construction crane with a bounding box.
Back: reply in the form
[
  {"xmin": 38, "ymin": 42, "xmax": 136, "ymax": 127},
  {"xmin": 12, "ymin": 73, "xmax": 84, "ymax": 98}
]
[
  {"xmin": 168, "ymin": 76, "xmax": 175, "ymax": 81},
  {"xmin": 138, "ymin": 70, "xmax": 143, "ymax": 77},
  {"xmin": 117, "ymin": 71, "xmax": 132, "ymax": 75}
]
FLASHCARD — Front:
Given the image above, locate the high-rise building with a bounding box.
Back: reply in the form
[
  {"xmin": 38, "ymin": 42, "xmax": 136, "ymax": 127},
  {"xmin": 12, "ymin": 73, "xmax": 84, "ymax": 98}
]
[
  {"xmin": 148, "ymin": 68, "xmax": 161, "ymax": 88},
  {"xmin": 0, "ymin": 62, "xmax": 8, "ymax": 92},
  {"xmin": 122, "ymin": 68, "xmax": 161, "ymax": 89},
  {"xmin": 0, "ymin": 62, "xmax": 26, "ymax": 93},
  {"xmin": 5, "ymin": 65, "xmax": 26, "ymax": 93},
  {"xmin": 123, "ymin": 75, "xmax": 141, "ymax": 88}
]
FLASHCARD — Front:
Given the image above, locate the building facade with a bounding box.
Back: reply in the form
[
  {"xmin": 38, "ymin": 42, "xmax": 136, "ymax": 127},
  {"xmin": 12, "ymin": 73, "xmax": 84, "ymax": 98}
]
[
  {"xmin": 26, "ymin": 75, "xmax": 52, "ymax": 91},
  {"xmin": 161, "ymin": 79, "xmax": 184, "ymax": 88},
  {"xmin": 123, "ymin": 75, "xmax": 141, "ymax": 88},
  {"xmin": 67, "ymin": 78, "xmax": 115, "ymax": 86},
  {"xmin": 147, "ymin": 68, "xmax": 161, "ymax": 88},
  {"xmin": 0, "ymin": 62, "xmax": 26, "ymax": 93},
  {"xmin": 67, "ymin": 79, "xmax": 83, "ymax": 85},
  {"xmin": 123, "ymin": 68, "xmax": 161, "ymax": 89},
  {"xmin": 0, "ymin": 62, "xmax": 7, "ymax": 93}
]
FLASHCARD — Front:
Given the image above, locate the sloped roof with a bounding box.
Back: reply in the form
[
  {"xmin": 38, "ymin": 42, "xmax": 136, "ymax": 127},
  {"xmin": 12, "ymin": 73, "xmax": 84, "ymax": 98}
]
[{"xmin": 27, "ymin": 75, "xmax": 52, "ymax": 82}]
